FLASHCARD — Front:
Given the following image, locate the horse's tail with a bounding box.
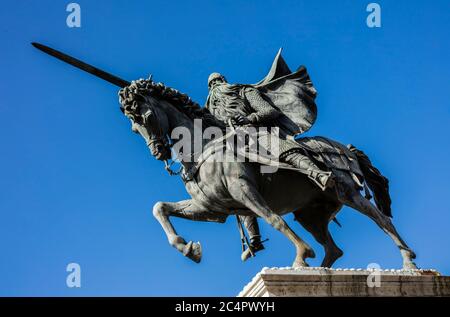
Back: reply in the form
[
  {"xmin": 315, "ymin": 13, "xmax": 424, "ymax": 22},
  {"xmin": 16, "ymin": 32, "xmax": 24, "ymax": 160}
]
[{"xmin": 348, "ymin": 145, "xmax": 392, "ymax": 218}]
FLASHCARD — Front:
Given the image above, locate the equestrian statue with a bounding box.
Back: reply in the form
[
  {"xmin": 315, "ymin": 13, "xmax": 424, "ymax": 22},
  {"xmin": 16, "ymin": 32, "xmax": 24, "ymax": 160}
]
[{"xmin": 32, "ymin": 43, "xmax": 418, "ymax": 269}]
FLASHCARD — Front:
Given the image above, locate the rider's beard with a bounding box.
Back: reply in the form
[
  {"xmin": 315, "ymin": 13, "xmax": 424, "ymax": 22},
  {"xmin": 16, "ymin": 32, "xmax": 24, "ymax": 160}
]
[{"xmin": 209, "ymin": 83, "xmax": 249, "ymax": 121}]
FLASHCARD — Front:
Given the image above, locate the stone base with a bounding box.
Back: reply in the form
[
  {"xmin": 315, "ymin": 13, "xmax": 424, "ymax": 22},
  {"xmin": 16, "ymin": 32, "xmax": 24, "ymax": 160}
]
[{"xmin": 238, "ymin": 267, "xmax": 450, "ymax": 297}]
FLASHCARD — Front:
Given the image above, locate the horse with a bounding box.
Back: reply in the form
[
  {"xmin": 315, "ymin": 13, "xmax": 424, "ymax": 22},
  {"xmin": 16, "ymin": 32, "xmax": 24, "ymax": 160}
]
[{"xmin": 118, "ymin": 79, "xmax": 417, "ymax": 270}]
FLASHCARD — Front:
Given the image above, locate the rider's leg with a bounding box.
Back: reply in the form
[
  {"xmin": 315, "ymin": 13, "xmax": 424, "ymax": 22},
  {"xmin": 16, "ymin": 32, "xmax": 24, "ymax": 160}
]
[
  {"xmin": 282, "ymin": 152, "xmax": 334, "ymax": 190},
  {"xmin": 239, "ymin": 215, "xmax": 265, "ymax": 261}
]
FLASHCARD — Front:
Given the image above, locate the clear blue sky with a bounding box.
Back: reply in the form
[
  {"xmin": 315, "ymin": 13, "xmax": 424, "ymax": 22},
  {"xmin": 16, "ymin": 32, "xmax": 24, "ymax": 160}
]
[{"xmin": 0, "ymin": 0, "xmax": 448, "ymax": 296}]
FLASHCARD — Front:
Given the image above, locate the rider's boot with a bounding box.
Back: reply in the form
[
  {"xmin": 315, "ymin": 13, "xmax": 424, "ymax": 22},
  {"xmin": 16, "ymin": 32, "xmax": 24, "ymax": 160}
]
[
  {"xmin": 282, "ymin": 152, "xmax": 334, "ymax": 191},
  {"xmin": 240, "ymin": 215, "xmax": 265, "ymax": 261}
]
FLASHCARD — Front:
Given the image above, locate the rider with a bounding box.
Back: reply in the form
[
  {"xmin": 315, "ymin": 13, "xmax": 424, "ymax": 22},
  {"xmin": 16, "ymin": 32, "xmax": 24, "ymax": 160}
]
[{"xmin": 205, "ymin": 72, "xmax": 334, "ymax": 261}]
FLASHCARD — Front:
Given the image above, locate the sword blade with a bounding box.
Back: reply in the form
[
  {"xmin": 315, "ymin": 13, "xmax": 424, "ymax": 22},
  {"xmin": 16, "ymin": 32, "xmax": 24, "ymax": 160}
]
[{"xmin": 31, "ymin": 42, "xmax": 130, "ymax": 88}]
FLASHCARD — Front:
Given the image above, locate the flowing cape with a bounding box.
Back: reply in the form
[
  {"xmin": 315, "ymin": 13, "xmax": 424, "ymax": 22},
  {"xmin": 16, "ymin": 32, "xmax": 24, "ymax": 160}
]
[{"xmin": 253, "ymin": 49, "xmax": 318, "ymax": 136}]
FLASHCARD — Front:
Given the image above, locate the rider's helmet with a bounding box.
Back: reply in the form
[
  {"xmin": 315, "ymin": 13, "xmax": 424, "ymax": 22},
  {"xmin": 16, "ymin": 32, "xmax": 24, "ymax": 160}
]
[{"xmin": 208, "ymin": 72, "xmax": 227, "ymax": 89}]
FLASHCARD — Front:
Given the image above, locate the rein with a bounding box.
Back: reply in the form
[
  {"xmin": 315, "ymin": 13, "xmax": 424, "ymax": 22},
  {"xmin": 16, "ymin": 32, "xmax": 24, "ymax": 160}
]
[
  {"xmin": 142, "ymin": 107, "xmax": 183, "ymax": 177},
  {"xmin": 164, "ymin": 158, "xmax": 183, "ymax": 176}
]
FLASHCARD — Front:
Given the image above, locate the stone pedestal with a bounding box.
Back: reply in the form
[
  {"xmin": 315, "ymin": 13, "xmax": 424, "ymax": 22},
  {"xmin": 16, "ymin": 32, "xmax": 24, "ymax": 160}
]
[{"xmin": 238, "ymin": 267, "xmax": 450, "ymax": 297}]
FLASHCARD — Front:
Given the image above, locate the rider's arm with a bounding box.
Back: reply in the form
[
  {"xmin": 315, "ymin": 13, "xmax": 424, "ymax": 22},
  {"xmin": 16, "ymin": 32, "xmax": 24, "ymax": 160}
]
[{"xmin": 244, "ymin": 87, "xmax": 281, "ymax": 124}]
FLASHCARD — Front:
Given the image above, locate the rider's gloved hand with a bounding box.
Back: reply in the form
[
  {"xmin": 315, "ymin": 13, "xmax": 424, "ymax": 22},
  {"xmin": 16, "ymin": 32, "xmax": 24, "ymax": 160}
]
[
  {"xmin": 232, "ymin": 113, "xmax": 251, "ymax": 125},
  {"xmin": 247, "ymin": 113, "xmax": 259, "ymax": 124}
]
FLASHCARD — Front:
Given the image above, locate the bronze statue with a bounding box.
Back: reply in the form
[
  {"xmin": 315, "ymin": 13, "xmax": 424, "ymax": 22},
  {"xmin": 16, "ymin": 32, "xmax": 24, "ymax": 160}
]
[{"xmin": 32, "ymin": 43, "xmax": 418, "ymax": 270}]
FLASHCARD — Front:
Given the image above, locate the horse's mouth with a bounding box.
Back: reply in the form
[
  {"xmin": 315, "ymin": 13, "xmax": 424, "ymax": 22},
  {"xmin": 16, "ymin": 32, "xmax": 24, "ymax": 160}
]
[{"xmin": 154, "ymin": 149, "xmax": 171, "ymax": 161}]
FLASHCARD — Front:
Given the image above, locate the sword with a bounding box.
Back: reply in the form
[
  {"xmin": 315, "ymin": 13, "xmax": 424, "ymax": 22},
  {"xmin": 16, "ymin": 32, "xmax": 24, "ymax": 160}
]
[{"xmin": 31, "ymin": 42, "xmax": 131, "ymax": 88}]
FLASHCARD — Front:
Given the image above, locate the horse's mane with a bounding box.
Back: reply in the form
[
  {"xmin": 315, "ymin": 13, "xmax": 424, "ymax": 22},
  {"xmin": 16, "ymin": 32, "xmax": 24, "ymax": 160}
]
[{"xmin": 118, "ymin": 78, "xmax": 223, "ymax": 128}]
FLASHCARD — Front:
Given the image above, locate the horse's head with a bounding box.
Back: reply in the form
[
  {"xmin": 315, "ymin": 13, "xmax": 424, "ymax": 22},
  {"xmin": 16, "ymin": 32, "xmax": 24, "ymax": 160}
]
[{"xmin": 119, "ymin": 79, "xmax": 172, "ymax": 161}]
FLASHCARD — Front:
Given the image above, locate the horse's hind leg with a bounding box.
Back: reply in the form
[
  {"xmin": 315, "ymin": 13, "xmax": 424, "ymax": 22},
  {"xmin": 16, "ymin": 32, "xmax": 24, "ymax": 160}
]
[
  {"xmin": 152, "ymin": 199, "xmax": 227, "ymax": 263},
  {"xmin": 344, "ymin": 194, "xmax": 417, "ymax": 270},
  {"xmin": 229, "ymin": 180, "xmax": 315, "ymax": 268},
  {"xmin": 320, "ymin": 228, "xmax": 343, "ymax": 268},
  {"xmin": 294, "ymin": 205, "xmax": 343, "ymax": 268}
]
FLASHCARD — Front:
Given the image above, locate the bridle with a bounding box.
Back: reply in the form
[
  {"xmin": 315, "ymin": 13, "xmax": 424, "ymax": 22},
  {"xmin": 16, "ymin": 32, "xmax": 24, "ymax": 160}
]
[{"xmin": 141, "ymin": 104, "xmax": 184, "ymax": 177}]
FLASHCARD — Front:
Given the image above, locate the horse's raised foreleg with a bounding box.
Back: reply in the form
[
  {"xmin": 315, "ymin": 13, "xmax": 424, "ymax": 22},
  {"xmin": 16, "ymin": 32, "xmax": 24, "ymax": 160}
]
[
  {"xmin": 152, "ymin": 199, "xmax": 227, "ymax": 263},
  {"xmin": 345, "ymin": 194, "xmax": 418, "ymax": 270},
  {"xmin": 229, "ymin": 180, "xmax": 315, "ymax": 268}
]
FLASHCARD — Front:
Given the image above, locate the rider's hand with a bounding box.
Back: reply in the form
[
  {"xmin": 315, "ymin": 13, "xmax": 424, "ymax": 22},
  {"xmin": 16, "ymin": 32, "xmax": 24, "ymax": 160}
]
[
  {"xmin": 232, "ymin": 113, "xmax": 251, "ymax": 125},
  {"xmin": 247, "ymin": 113, "xmax": 259, "ymax": 124}
]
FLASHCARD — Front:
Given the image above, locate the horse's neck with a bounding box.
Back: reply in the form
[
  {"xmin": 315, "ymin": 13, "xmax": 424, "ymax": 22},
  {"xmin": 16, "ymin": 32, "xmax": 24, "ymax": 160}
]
[{"xmin": 162, "ymin": 100, "xmax": 208, "ymax": 168}]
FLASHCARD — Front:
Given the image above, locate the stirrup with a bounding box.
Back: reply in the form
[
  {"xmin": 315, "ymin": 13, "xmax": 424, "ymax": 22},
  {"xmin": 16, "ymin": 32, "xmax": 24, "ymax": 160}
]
[{"xmin": 241, "ymin": 242, "xmax": 266, "ymax": 262}]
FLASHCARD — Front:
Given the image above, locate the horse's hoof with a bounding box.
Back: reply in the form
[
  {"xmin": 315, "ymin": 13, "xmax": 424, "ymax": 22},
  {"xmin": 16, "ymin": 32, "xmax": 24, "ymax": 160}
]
[
  {"xmin": 305, "ymin": 248, "xmax": 316, "ymax": 259},
  {"xmin": 321, "ymin": 249, "xmax": 344, "ymax": 268},
  {"xmin": 401, "ymin": 248, "xmax": 417, "ymax": 261},
  {"xmin": 183, "ymin": 241, "xmax": 202, "ymax": 263},
  {"xmin": 403, "ymin": 261, "xmax": 418, "ymax": 270},
  {"xmin": 292, "ymin": 258, "xmax": 309, "ymax": 268}
]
